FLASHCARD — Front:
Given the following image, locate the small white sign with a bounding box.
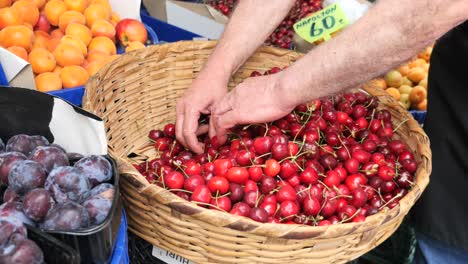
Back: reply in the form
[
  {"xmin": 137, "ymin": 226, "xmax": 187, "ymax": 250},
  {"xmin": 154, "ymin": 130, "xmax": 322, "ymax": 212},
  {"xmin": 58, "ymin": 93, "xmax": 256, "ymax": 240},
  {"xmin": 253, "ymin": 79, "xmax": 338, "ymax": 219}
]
[{"xmin": 152, "ymin": 245, "xmax": 193, "ymax": 264}]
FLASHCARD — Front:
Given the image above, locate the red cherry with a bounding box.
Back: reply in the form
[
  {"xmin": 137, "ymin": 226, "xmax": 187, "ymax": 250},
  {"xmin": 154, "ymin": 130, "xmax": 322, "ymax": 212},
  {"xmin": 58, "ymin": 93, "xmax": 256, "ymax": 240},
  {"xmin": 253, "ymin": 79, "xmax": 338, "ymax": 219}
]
[
  {"xmin": 279, "ymin": 200, "xmax": 300, "ymax": 218},
  {"xmin": 335, "ymin": 167, "xmax": 348, "ymax": 181},
  {"xmin": 321, "ymin": 199, "xmax": 337, "ymax": 217},
  {"xmin": 184, "ymin": 161, "xmax": 201, "ymax": 176},
  {"xmin": 303, "ymin": 197, "xmax": 320, "ymax": 216},
  {"xmin": 271, "ymin": 143, "xmax": 289, "ymax": 160},
  {"xmin": 288, "ymin": 142, "xmax": 299, "ymax": 156},
  {"xmin": 207, "ymin": 176, "xmax": 229, "ymax": 194},
  {"xmin": 213, "ymin": 159, "xmax": 233, "ymax": 176},
  {"xmin": 184, "ymin": 175, "xmax": 205, "ymax": 192},
  {"xmin": 299, "ymin": 167, "xmax": 319, "ymax": 184},
  {"xmin": 318, "ymin": 220, "xmax": 332, "ymax": 226},
  {"xmin": 230, "ymin": 202, "xmax": 251, "ymax": 217},
  {"xmin": 350, "ymin": 188, "xmax": 368, "ymax": 208},
  {"xmin": 259, "ymin": 201, "xmax": 277, "ymax": 217},
  {"xmin": 211, "ymin": 196, "xmax": 232, "ymax": 211},
  {"xmin": 229, "ymin": 183, "xmax": 244, "ymax": 203},
  {"xmin": 163, "ymin": 123, "xmax": 176, "ymax": 138},
  {"xmin": 260, "ymin": 176, "xmax": 276, "ymax": 194},
  {"xmin": 243, "ymin": 180, "xmax": 258, "ymax": 193},
  {"xmin": 401, "ymin": 159, "xmax": 418, "ymax": 173},
  {"xmin": 164, "ymin": 171, "xmax": 184, "ymax": 189},
  {"xmin": 361, "ymin": 162, "xmax": 379, "ymax": 177},
  {"xmin": 235, "ymin": 150, "xmax": 254, "ymax": 166},
  {"xmin": 280, "ymin": 160, "xmax": 299, "ymax": 179},
  {"xmin": 248, "ymin": 166, "xmax": 263, "ymax": 182},
  {"xmin": 264, "ymin": 159, "xmax": 281, "ymax": 177},
  {"xmin": 352, "ymin": 149, "xmax": 371, "ymax": 164},
  {"xmin": 399, "ymin": 151, "xmax": 415, "ymax": 161},
  {"xmin": 303, "ymin": 130, "xmax": 319, "ymax": 143},
  {"xmin": 148, "ymin": 129, "xmax": 164, "ymax": 140},
  {"xmin": 249, "ymin": 207, "xmax": 269, "ymax": 223},
  {"xmin": 345, "ymin": 173, "xmax": 367, "ymax": 190},
  {"xmin": 243, "ymin": 190, "xmax": 261, "ymax": 208},
  {"xmin": 324, "ymin": 170, "xmax": 341, "ymax": 187},
  {"xmin": 378, "ymin": 165, "xmax": 395, "ymax": 181},
  {"xmin": 287, "ymin": 174, "xmax": 301, "ymax": 187},
  {"xmin": 226, "ymin": 167, "xmax": 249, "ymax": 184},
  {"xmin": 345, "ymin": 158, "xmax": 360, "ymax": 174},
  {"xmin": 191, "ymin": 185, "xmax": 211, "ymax": 204},
  {"xmin": 276, "ymin": 184, "xmax": 297, "ymax": 202},
  {"xmin": 154, "ymin": 138, "xmax": 171, "ymax": 151},
  {"xmin": 253, "ymin": 136, "xmax": 273, "ymax": 155}
]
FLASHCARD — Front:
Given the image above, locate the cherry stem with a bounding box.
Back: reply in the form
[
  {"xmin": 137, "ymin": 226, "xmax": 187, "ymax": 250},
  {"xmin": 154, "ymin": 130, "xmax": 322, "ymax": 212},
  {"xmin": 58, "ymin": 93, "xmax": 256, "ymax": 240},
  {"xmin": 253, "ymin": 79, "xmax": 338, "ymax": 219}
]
[
  {"xmin": 315, "ymin": 143, "xmax": 337, "ymax": 158},
  {"xmin": 172, "ymin": 161, "xmax": 189, "ymax": 178},
  {"xmin": 338, "ymin": 135, "xmax": 351, "ymax": 158},
  {"xmin": 379, "ymin": 193, "xmax": 403, "ymax": 210},
  {"xmin": 330, "ymin": 195, "xmax": 353, "ymax": 201},
  {"xmin": 263, "ymin": 122, "xmax": 269, "ymax": 137},
  {"xmin": 169, "ymin": 189, "xmax": 193, "ymax": 194},
  {"xmin": 318, "ymin": 180, "xmax": 331, "ymax": 191},
  {"xmin": 339, "ymin": 208, "xmax": 361, "ymax": 224},
  {"xmin": 367, "ymin": 109, "xmax": 376, "ymax": 130}
]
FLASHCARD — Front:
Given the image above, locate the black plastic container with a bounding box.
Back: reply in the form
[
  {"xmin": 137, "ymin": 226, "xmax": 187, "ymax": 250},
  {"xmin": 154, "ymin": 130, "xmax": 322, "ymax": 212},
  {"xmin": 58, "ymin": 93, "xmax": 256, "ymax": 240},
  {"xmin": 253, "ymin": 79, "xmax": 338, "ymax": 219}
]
[
  {"xmin": 27, "ymin": 225, "xmax": 81, "ymax": 264},
  {"xmin": 0, "ymin": 156, "xmax": 121, "ymax": 264},
  {"xmin": 40, "ymin": 155, "xmax": 122, "ymax": 264}
]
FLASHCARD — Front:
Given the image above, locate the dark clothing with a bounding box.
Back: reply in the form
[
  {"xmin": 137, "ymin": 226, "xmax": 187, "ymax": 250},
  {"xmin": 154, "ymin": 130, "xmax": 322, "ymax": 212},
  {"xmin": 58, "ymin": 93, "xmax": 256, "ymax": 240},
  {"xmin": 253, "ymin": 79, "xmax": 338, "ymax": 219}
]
[{"xmin": 413, "ymin": 21, "xmax": 468, "ymax": 251}]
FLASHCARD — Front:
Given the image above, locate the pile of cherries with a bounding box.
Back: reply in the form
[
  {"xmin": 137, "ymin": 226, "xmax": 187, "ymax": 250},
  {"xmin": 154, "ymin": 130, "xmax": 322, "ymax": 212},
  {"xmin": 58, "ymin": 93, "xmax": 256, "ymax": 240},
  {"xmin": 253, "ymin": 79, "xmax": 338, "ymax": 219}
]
[
  {"xmin": 134, "ymin": 69, "xmax": 418, "ymax": 226},
  {"xmin": 206, "ymin": 0, "xmax": 323, "ymax": 49}
]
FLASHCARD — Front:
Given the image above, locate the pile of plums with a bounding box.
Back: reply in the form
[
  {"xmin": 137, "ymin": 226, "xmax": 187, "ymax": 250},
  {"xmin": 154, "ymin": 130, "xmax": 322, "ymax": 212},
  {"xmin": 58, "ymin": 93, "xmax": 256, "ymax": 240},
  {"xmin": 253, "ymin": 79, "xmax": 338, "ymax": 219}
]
[
  {"xmin": 206, "ymin": 0, "xmax": 323, "ymax": 49},
  {"xmin": 135, "ymin": 67, "xmax": 418, "ymax": 226},
  {"xmin": 0, "ymin": 135, "xmax": 115, "ymax": 263}
]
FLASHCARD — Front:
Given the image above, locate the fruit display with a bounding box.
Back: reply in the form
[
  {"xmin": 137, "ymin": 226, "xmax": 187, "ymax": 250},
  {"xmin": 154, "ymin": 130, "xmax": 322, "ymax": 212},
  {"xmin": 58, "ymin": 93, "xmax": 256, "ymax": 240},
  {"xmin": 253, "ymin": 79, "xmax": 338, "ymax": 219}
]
[
  {"xmin": 364, "ymin": 46, "xmax": 432, "ymax": 111},
  {"xmin": 0, "ymin": 0, "xmax": 149, "ymax": 92},
  {"xmin": 0, "ymin": 134, "xmax": 115, "ymax": 240},
  {"xmin": 133, "ymin": 68, "xmax": 418, "ymax": 226},
  {"xmin": 206, "ymin": 0, "xmax": 323, "ymax": 49}
]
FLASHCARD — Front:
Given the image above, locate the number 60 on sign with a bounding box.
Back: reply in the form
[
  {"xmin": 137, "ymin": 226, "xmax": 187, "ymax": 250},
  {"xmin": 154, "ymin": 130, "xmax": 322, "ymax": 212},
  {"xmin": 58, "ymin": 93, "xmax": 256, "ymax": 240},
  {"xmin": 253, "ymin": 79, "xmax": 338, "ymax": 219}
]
[{"xmin": 293, "ymin": 3, "xmax": 349, "ymax": 43}]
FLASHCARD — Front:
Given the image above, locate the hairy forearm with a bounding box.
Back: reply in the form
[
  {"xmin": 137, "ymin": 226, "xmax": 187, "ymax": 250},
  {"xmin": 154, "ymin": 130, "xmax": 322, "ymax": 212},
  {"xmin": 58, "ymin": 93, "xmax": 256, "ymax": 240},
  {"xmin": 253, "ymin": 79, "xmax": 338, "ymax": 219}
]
[
  {"xmin": 280, "ymin": 0, "xmax": 468, "ymax": 106},
  {"xmin": 202, "ymin": 0, "xmax": 296, "ymax": 82}
]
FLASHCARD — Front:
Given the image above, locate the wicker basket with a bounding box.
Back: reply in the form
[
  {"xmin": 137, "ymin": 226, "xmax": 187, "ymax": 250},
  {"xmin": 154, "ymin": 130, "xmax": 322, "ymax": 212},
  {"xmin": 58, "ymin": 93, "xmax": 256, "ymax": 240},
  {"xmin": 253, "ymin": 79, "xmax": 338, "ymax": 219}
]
[{"xmin": 83, "ymin": 41, "xmax": 431, "ymax": 264}]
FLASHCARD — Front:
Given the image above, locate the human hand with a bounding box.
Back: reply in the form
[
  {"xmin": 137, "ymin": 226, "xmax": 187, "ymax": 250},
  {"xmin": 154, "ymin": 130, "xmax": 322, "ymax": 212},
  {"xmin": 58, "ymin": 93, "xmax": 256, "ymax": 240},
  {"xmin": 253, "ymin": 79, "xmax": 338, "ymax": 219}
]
[
  {"xmin": 211, "ymin": 73, "xmax": 297, "ymax": 144},
  {"xmin": 176, "ymin": 71, "xmax": 228, "ymax": 154}
]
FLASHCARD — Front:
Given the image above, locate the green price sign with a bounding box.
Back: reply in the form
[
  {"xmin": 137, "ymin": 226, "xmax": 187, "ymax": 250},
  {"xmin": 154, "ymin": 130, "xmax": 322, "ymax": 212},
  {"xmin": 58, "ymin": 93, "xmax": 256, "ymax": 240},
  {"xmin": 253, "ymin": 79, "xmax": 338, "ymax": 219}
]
[{"xmin": 293, "ymin": 3, "xmax": 349, "ymax": 43}]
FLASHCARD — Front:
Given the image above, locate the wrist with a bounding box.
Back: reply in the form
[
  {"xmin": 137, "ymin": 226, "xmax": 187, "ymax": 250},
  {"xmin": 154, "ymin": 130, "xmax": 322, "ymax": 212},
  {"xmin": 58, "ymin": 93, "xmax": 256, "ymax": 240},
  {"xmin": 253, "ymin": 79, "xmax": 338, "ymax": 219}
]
[{"xmin": 277, "ymin": 70, "xmax": 304, "ymax": 109}]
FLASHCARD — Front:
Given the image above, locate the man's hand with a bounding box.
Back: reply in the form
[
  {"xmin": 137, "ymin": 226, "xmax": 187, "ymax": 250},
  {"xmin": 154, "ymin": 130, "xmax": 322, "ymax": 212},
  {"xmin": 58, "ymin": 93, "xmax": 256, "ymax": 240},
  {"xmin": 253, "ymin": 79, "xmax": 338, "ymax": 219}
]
[
  {"xmin": 176, "ymin": 72, "xmax": 228, "ymax": 154},
  {"xmin": 211, "ymin": 73, "xmax": 296, "ymax": 144}
]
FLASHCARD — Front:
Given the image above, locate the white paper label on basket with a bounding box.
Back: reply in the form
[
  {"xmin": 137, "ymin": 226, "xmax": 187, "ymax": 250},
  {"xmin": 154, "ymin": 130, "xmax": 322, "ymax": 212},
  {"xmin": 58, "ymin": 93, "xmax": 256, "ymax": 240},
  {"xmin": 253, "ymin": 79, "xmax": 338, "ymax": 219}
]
[{"xmin": 152, "ymin": 245, "xmax": 193, "ymax": 264}]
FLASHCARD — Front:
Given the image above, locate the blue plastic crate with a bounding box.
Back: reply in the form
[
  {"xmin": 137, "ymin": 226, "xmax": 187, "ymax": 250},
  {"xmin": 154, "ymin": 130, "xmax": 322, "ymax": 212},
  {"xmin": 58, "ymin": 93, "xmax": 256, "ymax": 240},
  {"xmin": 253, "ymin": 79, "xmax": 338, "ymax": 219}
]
[
  {"xmin": 409, "ymin": 110, "xmax": 427, "ymax": 125},
  {"xmin": 0, "ymin": 63, "xmax": 8, "ymax": 86},
  {"xmin": 109, "ymin": 210, "xmax": 129, "ymax": 264}
]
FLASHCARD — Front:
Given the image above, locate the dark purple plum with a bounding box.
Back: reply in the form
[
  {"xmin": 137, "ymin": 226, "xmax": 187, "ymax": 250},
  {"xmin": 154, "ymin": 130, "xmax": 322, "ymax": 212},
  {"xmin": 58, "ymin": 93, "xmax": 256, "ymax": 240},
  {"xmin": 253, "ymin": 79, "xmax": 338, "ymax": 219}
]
[
  {"xmin": 82, "ymin": 196, "xmax": 112, "ymax": 225},
  {"xmin": 49, "ymin": 144, "xmax": 66, "ymax": 153},
  {"xmin": 0, "ymin": 234, "xmax": 44, "ymax": 264},
  {"xmin": 74, "ymin": 156, "xmax": 112, "ymax": 187},
  {"xmin": 30, "ymin": 135, "xmax": 49, "ymax": 148},
  {"xmin": 23, "ymin": 189, "xmax": 55, "ymax": 221},
  {"xmin": 5, "ymin": 135, "xmax": 35, "ymax": 156},
  {"xmin": 0, "ymin": 202, "xmax": 34, "ymax": 226},
  {"xmin": 0, "ymin": 138, "xmax": 4, "ymax": 153},
  {"xmin": 0, "ymin": 218, "xmax": 27, "ymax": 246},
  {"xmin": 45, "ymin": 166, "xmax": 90, "ymax": 203},
  {"xmin": 3, "ymin": 188, "xmax": 20, "ymax": 203},
  {"xmin": 8, "ymin": 160, "xmax": 47, "ymax": 194},
  {"xmin": 30, "ymin": 146, "xmax": 69, "ymax": 172},
  {"xmin": 87, "ymin": 183, "xmax": 115, "ymax": 200},
  {"xmin": 41, "ymin": 202, "xmax": 89, "ymax": 231},
  {"xmin": 0, "ymin": 152, "xmax": 27, "ymax": 185}
]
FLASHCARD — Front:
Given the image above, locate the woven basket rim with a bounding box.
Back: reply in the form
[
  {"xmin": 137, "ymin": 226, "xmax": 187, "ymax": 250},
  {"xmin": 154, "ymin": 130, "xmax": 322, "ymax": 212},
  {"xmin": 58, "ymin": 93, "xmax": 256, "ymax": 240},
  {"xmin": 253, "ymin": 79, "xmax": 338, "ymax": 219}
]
[{"xmin": 84, "ymin": 40, "xmax": 432, "ymax": 240}]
